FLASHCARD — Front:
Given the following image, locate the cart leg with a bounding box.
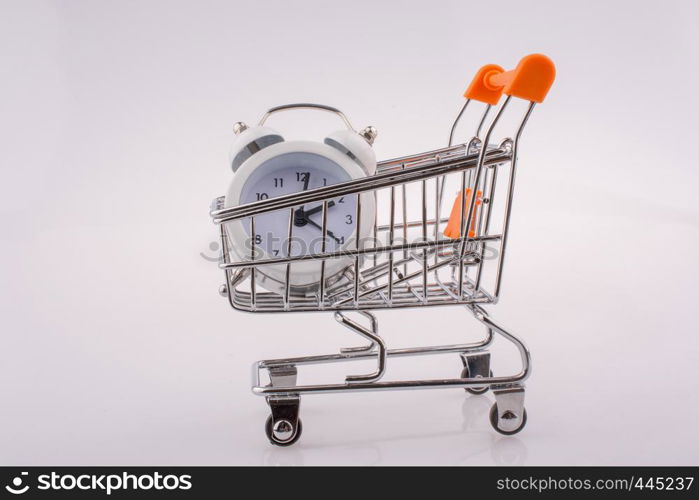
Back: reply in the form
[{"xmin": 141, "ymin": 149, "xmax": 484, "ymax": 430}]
[
  {"xmin": 336, "ymin": 311, "xmax": 379, "ymax": 354},
  {"xmin": 460, "ymin": 350, "xmax": 492, "ymax": 395},
  {"xmin": 334, "ymin": 311, "xmax": 387, "ymax": 384},
  {"xmin": 490, "ymin": 386, "xmax": 527, "ymax": 435},
  {"xmin": 265, "ymin": 365, "xmax": 302, "ymax": 446}
]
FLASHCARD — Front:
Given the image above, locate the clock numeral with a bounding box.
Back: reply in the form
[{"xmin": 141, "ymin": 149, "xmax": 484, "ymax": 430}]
[
  {"xmin": 296, "ymin": 172, "xmax": 310, "ymax": 190},
  {"xmin": 254, "ymin": 234, "xmax": 262, "ymax": 245},
  {"xmin": 273, "ymin": 249, "xmax": 279, "ymax": 256},
  {"xmin": 255, "ymin": 192, "xmax": 269, "ymax": 201},
  {"xmin": 337, "ymin": 236, "xmax": 345, "ymax": 244},
  {"xmin": 273, "ymin": 178, "xmax": 284, "ymax": 188},
  {"xmin": 338, "ymin": 197, "xmax": 345, "ymax": 203},
  {"xmin": 323, "ymin": 177, "xmax": 327, "ymax": 186},
  {"xmin": 345, "ymin": 214, "xmax": 353, "ymax": 225}
]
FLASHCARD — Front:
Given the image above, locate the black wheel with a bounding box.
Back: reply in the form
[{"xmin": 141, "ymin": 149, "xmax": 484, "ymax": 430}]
[
  {"xmin": 489, "ymin": 402, "xmax": 527, "ymax": 436},
  {"xmin": 461, "ymin": 367, "xmax": 493, "ymax": 395},
  {"xmin": 265, "ymin": 415, "xmax": 302, "ymax": 447}
]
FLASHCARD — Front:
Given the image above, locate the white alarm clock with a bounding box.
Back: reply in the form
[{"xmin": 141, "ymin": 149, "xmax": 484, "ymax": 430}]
[{"xmin": 224, "ymin": 104, "xmax": 377, "ymax": 295}]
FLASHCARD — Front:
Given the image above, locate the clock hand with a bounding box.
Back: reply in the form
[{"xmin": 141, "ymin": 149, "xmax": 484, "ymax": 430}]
[
  {"xmin": 293, "ymin": 202, "xmax": 336, "ymax": 227},
  {"xmin": 291, "ymin": 206, "xmax": 342, "ymax": 244},
  {"xmin": 303, "ymin": 201, "xmax": 335, "ymax": 217},
  {"xmin": 302, "ymin": 216, "xmax": 342, "ymax": 244}
]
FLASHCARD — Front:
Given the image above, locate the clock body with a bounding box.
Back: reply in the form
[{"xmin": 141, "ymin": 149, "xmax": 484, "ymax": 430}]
[{"xmin": 224, "ymin": 140, "xmax": 376, "ymax": 294}]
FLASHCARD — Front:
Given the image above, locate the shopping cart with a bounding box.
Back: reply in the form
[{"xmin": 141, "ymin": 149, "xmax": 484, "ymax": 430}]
[{"xmin": 210, "ymin": 54, "xmax": 556, "ymax": 445}]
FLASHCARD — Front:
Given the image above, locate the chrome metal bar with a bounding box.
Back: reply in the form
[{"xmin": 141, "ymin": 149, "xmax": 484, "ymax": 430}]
[
  {"xmin": 377, "ymin": 143, "xmax": 467, "ymax": 172},
  {"xmin": 433, "ymin": 170, "xmax": 441, "ymax": 271},
  {"xmin": 219, "ymin": 222, "xmax": 238, "ymax": 311},
  {"xmin": 353, "ymin": 193, "xmax": 361, "ymax": 305},
  {"xmin": 469, "ymin": 304, "xmax": 531, "ymax": 383},
  {"xmin": 421, "ymin": 179, "xmax": 428, "ymax": 302},
  {"xmin": 457, "ymin": 170, "xmax": 467, "ymax": 299},
  {"xmin": 220, "ymin": 234, "xmax": 500, "ymax": 270},
  {"xmin": 388, "ymin": 186, "xmax": 395, "ymax": 303},
  {"xmin": 233, "ymin": 292, "xmax": 493, "ymax": 314},
  {"xmin": 283, "ymin": 207, "xmax": 293, "ymax": 308},
  {"xmin": 448, "ymin": 99, "xmax": 470, "ymax": 147},
  {"xmin": 250, "ymin": 216, "xmax": 257, "ymax": 310},
  {"xmin": 459, "ymin": 97, "xmax": 511, "ymax": 260},
  {"xmin": 334, "ymin": 311, "xmax": 386, "ymax": 383},
  {"xmin": 318, "ymin": 200, "xmax": 328, "ymax": 308},
  {"xmin": 376, "ymin": 217, "xmax": 450, "ymax": 232},
  {"xmin": 436, "ymin": 100, "xmax": 490, "ymax": 241},
  {"xmin": 336, "ymin": 311, "xmax": 378, "ymax": 354},
  {"xmin": 258, "ymin": 331, "xmax": 494, "ymax": 369},
  {"xmin": 473, "ymin": 158, "xmax": 499, "ymax": 291},
  {"xmin": 212, "ymin": 149, "xmax": 511, "ymax": 223},
  {"xmin": 494, "ymin": 102, "xmax": 535, "ymax": 298},
  {"xmin": 475, "ymin": 104, "xmax": 492, "ymax": 138},
  {"xmin": 401, "ymin": 173, "xmax": 408, "ymax": 278},
  {"xmin": 456, "ymin": 136, "xmax": 481, "ymax": 298},
  {"xmin": 253, "ymin": 375, "xmax": 513, "ymax": 395}
]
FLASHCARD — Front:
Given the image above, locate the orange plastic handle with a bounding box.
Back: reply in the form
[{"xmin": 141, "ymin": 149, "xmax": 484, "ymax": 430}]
[
  {"xmin": 487, "ymin": 54, "xmax": 556, "ymax": 103},
  {"xmin": 464, "ymin": 64, "xmax": 506, "ymax": 105},
  {"xmin": 464, "ymin": 54, "xmax": 556, "ymax": 104}
]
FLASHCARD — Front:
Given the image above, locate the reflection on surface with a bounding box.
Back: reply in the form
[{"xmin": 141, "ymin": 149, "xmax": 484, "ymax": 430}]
[{"xmin": 260, "ymin": 394, "xmax": 528, "ymax": 466}]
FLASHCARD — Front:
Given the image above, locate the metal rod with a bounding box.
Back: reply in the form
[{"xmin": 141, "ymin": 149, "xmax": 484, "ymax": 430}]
[
  {"xmin": 459, "ymin": 96, "xmax": 511, "ymax": 261},
  {"xmin": 473, "ymin": 160, "xmax": 499, "ymax": 291},
  {"xmin": 318, "ymin": 200, "xmax": 329, "ymax": 308},
  {"xmin": 421, "ymin": 179, "xmax": 428, "ymax": 301},
  {"xmin": 376, "ymin": 217, "xmax": 450, "ymax": 232},
  {"xmin": 284, "ymin": 207, "xmax": 294, "ymax": 308},
  {"xmin": 353, "ymin": 193, "xmax": 361, "ymax": 305},
  {"xmin": 475, "ymin": 104, "xmax": 492, "ymax": 138},
  {"xmin": 250, "ymin": 216, "xmax": 257, "ymax": 310},
  {"xmin": 220, "ymin": 234, "xmax": 500, "ymax": 269},
  {"xmin": 212, "ymin": 149, "xmax": 511, "ymax": 223},
  {"xmin": 401, "ymin": 168, "xmax": 408, "ymax": 279},
  {"xmin": 448, "ymin": 99, "xmax": 470, "ymax": 147},
  {"xmin": 259, "ymin": 336, "xmax": 494, "ymax": 369},
  {"xmin": 494, "ymin": 102, "xmax": 536, "ymax": 297},
  {"xmin": 377, "ymin": 143, "xmax": 468, "ymax": 172},
  {"xmin": 388, "ymin": 186, "xmax": 395, "ymax": 304}
]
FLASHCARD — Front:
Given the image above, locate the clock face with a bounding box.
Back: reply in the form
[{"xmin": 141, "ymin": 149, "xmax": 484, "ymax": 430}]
[{"xmin": 239, "ymin": 151, "xmax": 359, "ymax": 258}]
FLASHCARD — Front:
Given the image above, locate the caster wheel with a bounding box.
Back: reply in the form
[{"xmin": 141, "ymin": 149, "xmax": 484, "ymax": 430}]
[
  {"xmin": 461, "ymin": 367, "xmax": 493, "ymax": 395},
  {"xmin": 489, "ymin": 402, "xmax": 527, "ymax": 435},
  {"xmin": 265, "ymin": 415, "xmax": 302, "ymax": 447}
]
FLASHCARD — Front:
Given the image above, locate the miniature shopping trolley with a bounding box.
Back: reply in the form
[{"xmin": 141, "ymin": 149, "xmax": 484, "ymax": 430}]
[{"xmin": 210, "ymin": 54, "xmax": 556, "ymax": 445}]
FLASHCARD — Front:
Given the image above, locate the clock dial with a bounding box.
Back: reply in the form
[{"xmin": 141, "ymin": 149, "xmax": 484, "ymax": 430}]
[{"xmin": 240, "ymin": 152, "xmax": 358, "ymax": 258}]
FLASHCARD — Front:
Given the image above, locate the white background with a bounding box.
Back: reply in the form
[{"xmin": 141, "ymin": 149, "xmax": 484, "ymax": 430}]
[{"xmin": 1, "ymin": 0, "xmax": 698, "ymax": 465}]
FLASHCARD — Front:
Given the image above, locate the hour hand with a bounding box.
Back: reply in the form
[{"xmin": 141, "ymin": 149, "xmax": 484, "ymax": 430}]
[{"xmin": 303, "ymin": 201, "xmax": 335, "ymax": 217}]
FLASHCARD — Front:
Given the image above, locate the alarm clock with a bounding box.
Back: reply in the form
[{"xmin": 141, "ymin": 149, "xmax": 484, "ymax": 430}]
[{"xmin": 223, "ymin": 104, "xmax": 377, "ymax": 295}]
